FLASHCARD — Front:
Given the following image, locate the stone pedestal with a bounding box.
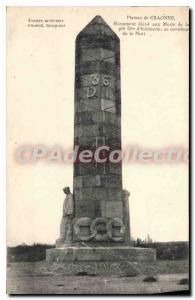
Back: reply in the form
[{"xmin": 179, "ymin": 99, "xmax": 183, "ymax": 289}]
[{"xmin": 46, "ymin": 246, "xmax": 156, "ymax": 276}]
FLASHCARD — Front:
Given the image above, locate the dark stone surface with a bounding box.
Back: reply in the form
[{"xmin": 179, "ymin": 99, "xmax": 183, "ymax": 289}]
[
  {"xmin": 73, "ymin": 16, "xmax": 124, "ymax": 241},
  {"xmin": 46, "ymin": 246, "xmax": 156, "ymax": 263}
]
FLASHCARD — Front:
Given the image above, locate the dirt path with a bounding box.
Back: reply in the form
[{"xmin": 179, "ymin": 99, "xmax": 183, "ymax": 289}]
[{"xmin": 7, "ymin": 261, "xmax": 189, "ymax": 294}]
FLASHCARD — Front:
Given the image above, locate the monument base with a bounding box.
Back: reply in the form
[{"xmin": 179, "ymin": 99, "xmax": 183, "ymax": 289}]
[{"xmin": 46, "ymin": 246, "xmax": 156, "ymax": 277}]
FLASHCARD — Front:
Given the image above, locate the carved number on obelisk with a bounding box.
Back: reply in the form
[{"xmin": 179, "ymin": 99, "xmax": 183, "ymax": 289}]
[{"xmin": 86, "ymin": 75, "xmax": 110, "ymax": 98}]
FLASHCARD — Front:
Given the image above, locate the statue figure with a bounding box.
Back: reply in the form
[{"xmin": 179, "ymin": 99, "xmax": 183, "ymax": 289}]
[
  {"xmin": 122, "ymin": 189, "xmax": 131, "ymax": 243},
  {"xmin": 59, "ymin": 187, "xmax": 74, "ymax": 244}
]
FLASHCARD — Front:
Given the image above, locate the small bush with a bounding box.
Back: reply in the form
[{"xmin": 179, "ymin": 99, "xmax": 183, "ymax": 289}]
[
  {"xmin": 76, "ymin": 271, "xmax": 88, "ymax": 276},
  {"xmin": 7, "ymin": 244, "xmax": 55, "ymax": 262},
  {"xmin": 133, "ymin": 240, "xmax": 189, "ymax": 260},
  {"xmin": 75, "ymin": 271, "xmax": 96, "ymax": 276},
  {"xmin": 179, "ymin": 278, "xmax": 189, "ymax": 285},
  {"xmin": 143, "ymin": 276, "xmax": 158, "ymax": 282}
]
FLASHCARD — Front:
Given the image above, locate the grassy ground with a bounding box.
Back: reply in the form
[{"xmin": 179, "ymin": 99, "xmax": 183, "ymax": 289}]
[{"xmin": 7, "ymin": 260, "xmax": 189, "ymax": 295}]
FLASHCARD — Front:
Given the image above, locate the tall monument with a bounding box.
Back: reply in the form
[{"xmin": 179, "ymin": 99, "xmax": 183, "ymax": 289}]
[
  {"xmin": 73, "ymin": 15, "xmax": 130, "ymax": 244},
  {"xmin": 46, "ymin": 16, "xmax": 156, "ymax": 276}
]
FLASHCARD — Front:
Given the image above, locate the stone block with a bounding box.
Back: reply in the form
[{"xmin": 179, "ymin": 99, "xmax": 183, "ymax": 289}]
[
  {"xmin": 104, "ymin": 111, "xmax": 120, "ymax": 126},
  {"xmin": 75, "ymin": 124, "xmax": 100, "ymax": 138},
  {"xmin": 75, "ymin": 200, "xmax": 101, "ymax": 218},
  {"xmin": 80, "ymin": 48, "xmax": 115, "ymax": 64},
  {"xmin": 74, "ymin": 187, "xmax": 122, "ymax": 202},
  {"xmin": 75, "ymin": 111, "xmax": 119, "ymax": 126},
  {"xmin": 76, "ymin": 98, "xmax": 100, "ymax": 113},
  {"xmin": 105, "ymin": 137, "xmax": 121, "ymax": 148},
  {"xmin": 101, "ymin": 98, "xmax": 116, "ymax": 113},
  {"xmin": 82, "ymin": 175, "xmax": 101, "ymax": 187},
  {"xmin": 92, "ymin": 111, "xmax": 105, "ymax": 124},
  {"xmin": 74, "ymin": 187, "xmax": 94, "ymax": 201},
  {"xmin": 106, "ymin": 163, "xmax": 122, "ymax": 175},
  {"xmin": 75, "ymin": 163, "xmax": 106, "ymax": 176},
  {"xmin": 74, "ymin": 176, "xmax": 83, "ymax": 188},
  {"xmin": 101, "ymin": 200, "xmax": 123, "ymax": 219},
  {"xmin": 74, "ymin": 175, "xmax": 101, "ymax": 188},
  {"xmin": 101, "ymin": 86, "xmax": 115, "ymax": 101},
  {"xmin": 75, "ymin": 111, "xmax": 94, "ymax": 125},
  {"xmin": 75, "ymin": 136, "xmax": 97, "ymax": 147},
  {"xmin": 100, "ymin": 174, "xmax": 122, "ymax": 188},
  {"xmin": 47, "ymin": 260, "xmax": 139, "ymax": 277},
  {"xmin": 46, "ymin": 246, "xmax": 156, "ymax": 264},
  {"xmin": 105, "ymin": 124, "xmax": 121, "ymax": 138}
]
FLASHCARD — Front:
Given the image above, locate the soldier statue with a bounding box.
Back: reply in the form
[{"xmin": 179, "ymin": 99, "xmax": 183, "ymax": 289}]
[{"xmin": 59, "ymin": 187, "xmax": 74, "ymax": 244}]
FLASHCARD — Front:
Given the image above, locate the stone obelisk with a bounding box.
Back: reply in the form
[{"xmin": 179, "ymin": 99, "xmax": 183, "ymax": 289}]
[
  {"xmin": 73, "ymin": 15, "xmax": 130, "ymax": 244},
  {"xmin": 46, "ymin": 16, "xmax": 156, "ymax": 276}
]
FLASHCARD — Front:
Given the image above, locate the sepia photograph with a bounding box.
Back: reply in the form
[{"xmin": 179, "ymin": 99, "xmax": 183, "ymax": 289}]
[{"xmin": 6, "ymin": 6, "xmax": 189, "ymax": 295}]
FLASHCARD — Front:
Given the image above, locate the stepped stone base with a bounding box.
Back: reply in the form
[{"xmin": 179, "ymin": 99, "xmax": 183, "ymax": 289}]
[{"xmin": 46, "ymin": 246, "xmax": 156, "ymax": 276}]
